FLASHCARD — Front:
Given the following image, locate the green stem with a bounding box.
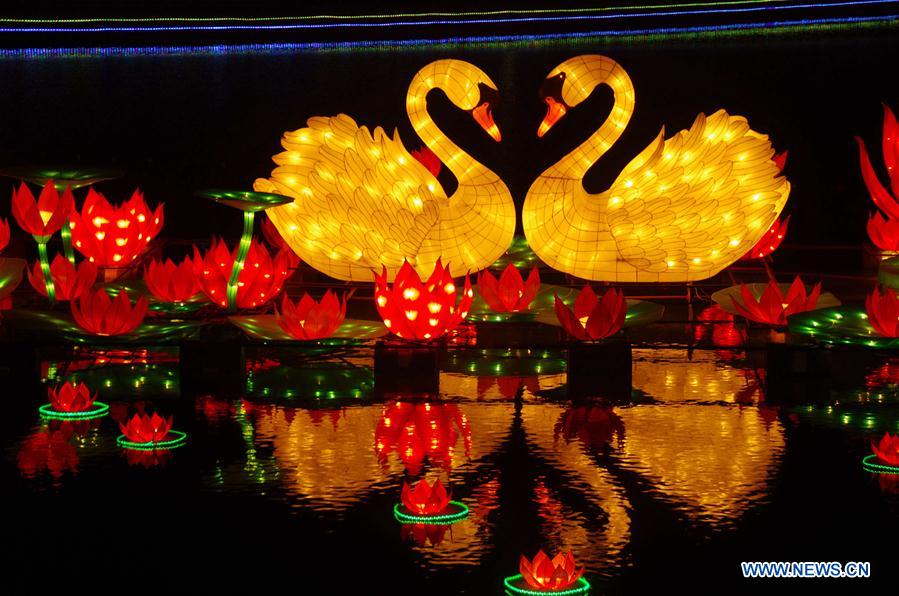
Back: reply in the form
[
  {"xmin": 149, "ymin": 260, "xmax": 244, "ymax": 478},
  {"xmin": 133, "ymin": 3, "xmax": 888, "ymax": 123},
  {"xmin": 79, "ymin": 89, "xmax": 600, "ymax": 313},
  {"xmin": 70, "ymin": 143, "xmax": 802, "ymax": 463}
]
[
  {"xmin": 60, "ymin": 220, "xmax": 75, "ymax": 266},
  {"xmin": 227, "ymin": 211, "xmax": 255, "ymax": 312},
  {"xmin": 36, "ymin": 239, "xmax": 56, "ymax": 304}
]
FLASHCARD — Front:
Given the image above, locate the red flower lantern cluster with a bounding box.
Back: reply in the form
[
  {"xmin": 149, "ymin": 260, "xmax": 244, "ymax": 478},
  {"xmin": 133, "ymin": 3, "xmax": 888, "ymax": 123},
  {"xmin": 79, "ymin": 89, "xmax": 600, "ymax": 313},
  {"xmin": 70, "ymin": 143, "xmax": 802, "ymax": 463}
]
[
  {"xmin": 27, "ymin": 254, "xmax": 97, "ymax": 301},
  {"xmin": 477, "ymin": 263, "xmax": 540, "ymax": 313},
  {"xmin": 554, "ymin": 285, "xmax": 626, "ymax": 340},
  {"xmin": 120, "ymin": 412, "xmax": 172, "ymax": 444},
  {"xmin": 275, "ymin": 290, "xmax": 348, "ymax": 340},
  {"xmin": 401, "ymin": 478, "xmax": 451, "ymax": 515},
  {"xmin": 144, "ymin": 256, "xmax": 200, "ymax": 303},
  {"xmin": 194, "ymin": 238, "xmax": 290, "ymax": 309},
  {"xmin": 48, "ymin": 381, "xmax": 97, "ymax": 412},
  {"xmin": 11, "ymin": 181, "xmax": 74, "ymax": 239},
  {"xmin": 857, "ymin": 105, "xmax": 899, "ymax": 251},
  {"xmin": 519, "ymin": 551, "xmax": 585, "ymax": 592},
  {"xmin": 0, "ymin": 217, "xmax": 9, "ymax": 252},
  {"xmin": 71, "ymin": 287, "xmax": 148, "ymax": 336},
  {"xmin": 731, "ymin": 276, "xmax": 820, "ymax": 326},
  {"xmin": 374, "ymin": 259, "xmax": 473, "ymax": 340},
  {"xmin": 866, "ymin": 286, "xmax": 899, "ymax": 337},
  {"xmin": 69, "ymin": 188, "xmax": 164, "ymax": 267},
  {"xmin": 872, "ymin": 432, "xmax": 899, "ymax": 466}
]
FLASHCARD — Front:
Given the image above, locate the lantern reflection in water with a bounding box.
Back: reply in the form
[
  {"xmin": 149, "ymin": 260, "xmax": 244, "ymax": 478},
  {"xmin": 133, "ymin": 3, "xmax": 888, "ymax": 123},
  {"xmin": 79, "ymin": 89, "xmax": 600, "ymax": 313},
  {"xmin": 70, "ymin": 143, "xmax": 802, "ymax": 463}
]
[
  {"xmin": 521, "ymin": 403, "xmax": 632, "ymax": 571},
  {"xmin": 375, "ymin": 401, "xmax": 471, "ymax": 475},
  {"xmin": 17, "ymin": 425, "xmax": 79, "ymax": 480},
  {"xmin": 633, "ymin": 348, "xmax": 761, "ymax": 404},
  {"xmin": 617, "ymin": 404, "xmax": 784, "ymax": 524}
]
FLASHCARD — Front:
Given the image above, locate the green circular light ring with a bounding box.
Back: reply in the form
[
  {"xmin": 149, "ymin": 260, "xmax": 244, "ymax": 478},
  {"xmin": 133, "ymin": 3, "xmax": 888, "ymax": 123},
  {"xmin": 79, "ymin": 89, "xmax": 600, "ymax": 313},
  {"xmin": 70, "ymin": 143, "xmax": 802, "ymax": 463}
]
[
  {"xmin": 862, "ymin": 454, "xmax": 899, "ymax": 475},
  {"xmin": 197, "ymin": 189, "xmax": 293, "ymax": 212},
  {"xmin": 38, "ymin": 401, "xmax": 110, "ymax": 420},
  {"xmin": 503, "ymin": 575, "xmax": 591, "ymax": 595},
  {"xmin": 117, "ymin": 430, "xmax": 188, "ymax": 451},
  {"xmin": 393, "ymin": 501, "xmax": 469, "ymax": 525}
]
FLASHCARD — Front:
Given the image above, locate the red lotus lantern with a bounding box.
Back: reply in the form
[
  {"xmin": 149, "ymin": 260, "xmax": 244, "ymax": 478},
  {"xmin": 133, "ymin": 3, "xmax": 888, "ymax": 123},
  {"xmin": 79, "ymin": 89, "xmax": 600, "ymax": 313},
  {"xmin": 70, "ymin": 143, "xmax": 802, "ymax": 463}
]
[
  {"xmin": 275, "ymin": 290, "xmax": 348, "ymax": 340},
  {"xmin": 11, "ymin": 181, "xmax": 74, "ymax": 239},
  {"xmin": 742, "ymin": 215, "xmax": 791, "ymax": 260},
  {"xmin": 694, "ymin": 304, "xmax": 745, "ymax": 348},
  {"xmin": 731, "ymin": 276, "xmax": 820, "ymax": 326},
  {"xmin": 856, "ymin": 105, "xmax": 899, "ymax": 221},
  {"xmin": 120, "ymin": 412, "xmax": 172, "ymax": 444},
  {"xmin": 554, "ymin": 285, "xmax": 626, "ymax": 340},
  {"xmin": 867, "ymin": 211, "xmax": 899, "ymax": 252},
  {"xmin": 866, "ymin": 286, "xmax": 899, "ymax": 337},
  {"xmin": 69, "ymin": 188, "xmax": 163, "ymax": 267},
  {"xmin": 71, "ymin": 287, "xmax": 148, "ymax": 336},
  {"xmin": 144, "ymin": 256, "xmax": 200, "ymax": 303},
  {"xmin": 401, "ymin": 478, "xmax": 451, "ymax": 515},
  {"xmin": 260, "ymin": 215, "xmax": 301, "ymax": 270},
  {"xmin": 477, "ymin": 263, "xmax": 540, "ymax": 313},
  {"xmin": 0, "ymin": 218, "xmax": 9, "ymax": 253},
  {"xmin": 27, "ymin": 254, "xmax": 97, "ymax": 301},
  {"xmin": 374, "ymin": 259, "xmax": 473, "ymax": 340},
  {"xmin": 519, "ymin": 551, "xmax": 585, "ymax": 592},
  {"xmin": 411, "ymin": 145, "xmax": 442, "ymax": 177},
  {"xmin": 375, "ymin": 401, "xmax": 471, "ymax": 475},
  {"xmin": 48, "ymin": 381, "xmax": 96, "ymax": 412},
  {"xmin": 872, "ymin": 432, "xmax": 899, "ymax": 467},
  {"xmin": 194, "ymin": 237, "xmax": 290, "ymax": 309}
]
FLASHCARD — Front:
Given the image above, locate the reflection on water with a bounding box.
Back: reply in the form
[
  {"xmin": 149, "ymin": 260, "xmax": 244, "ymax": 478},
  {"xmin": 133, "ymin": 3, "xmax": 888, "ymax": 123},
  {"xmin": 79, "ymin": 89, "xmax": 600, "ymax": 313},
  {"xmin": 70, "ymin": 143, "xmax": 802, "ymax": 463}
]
[
  {"xmin": 6, "ymin": 339, "xmax": 899, "ymax": 592},
  {"xmin": 617, "ymin": 405, "xmax": 785, "ymax": 524}
]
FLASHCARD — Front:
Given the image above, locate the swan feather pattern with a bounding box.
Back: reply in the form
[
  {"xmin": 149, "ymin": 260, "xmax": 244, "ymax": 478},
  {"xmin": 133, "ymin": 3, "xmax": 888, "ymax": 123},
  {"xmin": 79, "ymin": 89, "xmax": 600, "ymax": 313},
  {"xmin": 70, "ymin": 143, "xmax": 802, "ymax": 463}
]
[
  {"xmin": 523, "ymin": 54, "xmax": 790, "ymax": 282},
  {"xmin": 255, "ymin": 59, "xmax": 515, "ymax": 282}
]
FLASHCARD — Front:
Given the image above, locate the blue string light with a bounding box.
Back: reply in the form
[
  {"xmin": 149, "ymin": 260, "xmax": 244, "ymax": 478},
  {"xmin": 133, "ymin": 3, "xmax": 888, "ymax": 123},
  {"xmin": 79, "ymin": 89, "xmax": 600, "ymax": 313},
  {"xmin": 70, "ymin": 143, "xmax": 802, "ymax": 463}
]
[
  {"xmin": 0, "ymin": 15, "xmax": 894, "ymax": 59},
  {"xmin": 0, "ymin": 0, "xmax": 894, "ymax": 33}
]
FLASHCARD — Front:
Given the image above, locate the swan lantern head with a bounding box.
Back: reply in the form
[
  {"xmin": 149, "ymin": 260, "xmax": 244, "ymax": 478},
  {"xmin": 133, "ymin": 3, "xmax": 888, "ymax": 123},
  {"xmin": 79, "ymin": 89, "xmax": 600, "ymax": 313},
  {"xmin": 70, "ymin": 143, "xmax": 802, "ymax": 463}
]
[
  {"xmin": 538, "ymin": 56, "xmax": 611, "ymax": 137},
  {"xmin": 537, "ymin": 72, "xmax": 568, "ymax": 138},
  {"xmin": 471, "ymin": 82, "xmax": 502, "ymax": 142}
]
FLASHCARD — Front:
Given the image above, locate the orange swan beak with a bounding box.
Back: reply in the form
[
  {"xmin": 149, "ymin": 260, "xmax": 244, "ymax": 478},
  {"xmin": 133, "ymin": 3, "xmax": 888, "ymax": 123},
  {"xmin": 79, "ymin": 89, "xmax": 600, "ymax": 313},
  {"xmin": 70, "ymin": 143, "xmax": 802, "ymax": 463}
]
[
  {"xmin": 472, "ymin": 103, "xmax": 502, "ymax": 142},
  {"xmin": 538, "ymin": 97, "xmax": 568, "ymax": 138}
]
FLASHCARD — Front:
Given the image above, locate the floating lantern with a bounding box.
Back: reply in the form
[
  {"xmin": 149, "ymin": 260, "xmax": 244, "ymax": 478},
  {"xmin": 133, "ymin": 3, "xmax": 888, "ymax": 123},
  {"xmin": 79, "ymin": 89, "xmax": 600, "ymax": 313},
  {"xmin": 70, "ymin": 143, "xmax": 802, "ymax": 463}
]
[
  {"xmin": 865, "ymin": 286, "xmax": 899, "ymax": 337},
  {"xmin": 374, "ymin": 259, "xmax": 472, "ymax": 340},
  {"xmin": 523, "ymin": 54, "xmax": 790, "ymax": 282},
  {"xmin": 11, "ymin": 181, "xmax": 75, "ymax": 302},
  {"xmin": 863, "ymin": 432, "xmax": 899, "ymax": 475},
  {"xmin": 68, "ymin": 188, "xmax": 163, "ymax": 270},
  {"xmin": 27, "ymin": 254, "xmax": 97, "ymax": 301},
  {"xmin": 71, "ymin": 287, "xmax": 148, "ymax": 336},
  {"xmin": 554, "ymin": 285, "xmax": 626, "ymax": 340},
  {"xmin": 394, "ymin": 478, "xmax": 469, "ymax": 524},
  {"xmin": 729, "ymin": 277, "xmax": 821, "ymax": 326},
  {"xmin": 144, "ymin": 256, "xmax": 201, "ymax": 304},
  {"xmin": 0, "ymin": 218, "xmax": 8, "ymax": 253},
  {"xmin": 504, "ymin": 550, "xmax": 590, "ymax": 595},
  {"xmin": 194, "ymin": 237, "xmax": 290, "ymax": 310},
  {"xmin": 274, "ymin": 290, "xmax": 349, "ymax": 340},
  {"xmin": 117, "ymin": 412, "xmax": 187, "ymax": 450},
  {"xmin": 477, "ymin": 263, "xmax": 540, "ymax": 313},
  {"xmin": 254, "ymin": 59, "xmax": 514, "ymax": 282},
  {"xmin": 39, "ymin": 381, "xmax": 108, "ymax": 420},
  {"xmin": 197, "ymin": 190, "xmax": 293, "ymax": 311}
]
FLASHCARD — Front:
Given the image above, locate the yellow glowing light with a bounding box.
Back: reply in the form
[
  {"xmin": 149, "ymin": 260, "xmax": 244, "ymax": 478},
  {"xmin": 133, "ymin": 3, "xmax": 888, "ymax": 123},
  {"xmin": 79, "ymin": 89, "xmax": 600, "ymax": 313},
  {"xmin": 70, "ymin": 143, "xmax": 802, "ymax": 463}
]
[
  {"xmin": 377, "ymin": 295, "xmax": 388, "ymax": 307},
  {"xmin": 522, "ymin": 54, "xmax": 790, "ymax": 282},
  {"xmin": 402, "ymin": 287, "xmax": 420, "ymax": 301},
  {"xmin": 255, "ymin": 59, "xmax": 515, "ymax": 282}
]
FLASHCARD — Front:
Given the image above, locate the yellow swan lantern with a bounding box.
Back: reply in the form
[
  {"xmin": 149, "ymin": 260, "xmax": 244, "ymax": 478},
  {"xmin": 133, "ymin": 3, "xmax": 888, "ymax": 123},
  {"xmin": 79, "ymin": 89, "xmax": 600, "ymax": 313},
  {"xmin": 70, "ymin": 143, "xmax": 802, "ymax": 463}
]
[
  {"xmin": 254, "ymin": 59, "xmax": 515, "ymax": 282},
  {"xmin": 523, "ymin": 55, "xmax": 790, "ymax": 282}
]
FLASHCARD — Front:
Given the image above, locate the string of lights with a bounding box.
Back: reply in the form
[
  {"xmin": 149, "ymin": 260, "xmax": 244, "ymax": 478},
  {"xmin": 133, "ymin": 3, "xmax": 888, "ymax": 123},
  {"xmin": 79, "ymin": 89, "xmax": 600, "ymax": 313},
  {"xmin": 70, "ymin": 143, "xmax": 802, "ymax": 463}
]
[
  {"xmin": 0, "ymin": 15, "xmax": 894, "ymax": 59},
  {"xmin": 0, "ymin": 0, "xmax": 893, "ymax": 33}
]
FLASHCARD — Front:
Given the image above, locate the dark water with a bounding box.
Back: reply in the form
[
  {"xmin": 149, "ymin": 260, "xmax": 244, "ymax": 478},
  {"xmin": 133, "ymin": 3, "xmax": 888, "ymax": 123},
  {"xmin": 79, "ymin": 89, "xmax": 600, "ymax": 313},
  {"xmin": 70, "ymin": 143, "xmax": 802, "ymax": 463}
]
[{"xmin": 3, "ymin": 321, "xmax": 899, "ymax": 594}]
